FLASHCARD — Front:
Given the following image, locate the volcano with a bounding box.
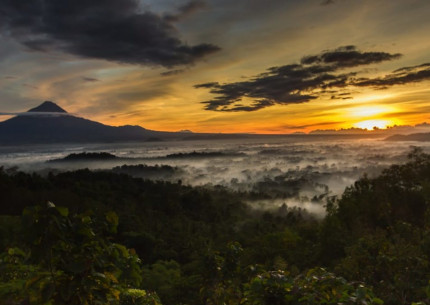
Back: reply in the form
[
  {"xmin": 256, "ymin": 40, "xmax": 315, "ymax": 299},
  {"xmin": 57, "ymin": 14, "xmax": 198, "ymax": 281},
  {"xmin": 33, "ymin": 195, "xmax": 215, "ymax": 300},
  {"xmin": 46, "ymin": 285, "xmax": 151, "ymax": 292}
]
[{"xmin": 0, "ymin": 101, "xmax": 177, "ymax": 144}]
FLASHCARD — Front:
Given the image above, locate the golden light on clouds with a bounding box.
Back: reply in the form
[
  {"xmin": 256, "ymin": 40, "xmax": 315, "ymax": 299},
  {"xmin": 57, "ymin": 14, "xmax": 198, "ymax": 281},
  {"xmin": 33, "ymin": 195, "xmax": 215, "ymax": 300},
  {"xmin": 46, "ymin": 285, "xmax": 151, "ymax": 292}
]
[
  {"xmin": 345, "ymin": 102, "xmax": 403, "ymax": 130},
  {"xmin": 348, "ymin": 105, "xmax": 394, "ymax": 118},
  {"xmin": 352, "ymin": 93, "xmax": 396, "ymax": 104},
  {"xmin": 1, "ymin": 1, "xmax": 430, "ymax": 134}
]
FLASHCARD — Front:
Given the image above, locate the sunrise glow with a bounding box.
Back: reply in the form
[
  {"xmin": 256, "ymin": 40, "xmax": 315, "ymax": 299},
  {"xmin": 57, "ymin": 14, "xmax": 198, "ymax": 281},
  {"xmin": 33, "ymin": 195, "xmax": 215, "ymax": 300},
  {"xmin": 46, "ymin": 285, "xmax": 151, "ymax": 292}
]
[
  {"xmin": 0, "ymin": 1, "xmax": 430, "ymax": 134},
  {"xmin": 348, "ymin": 105, "xmax": 394, "ymax": 118},
  {"xmin": 354, "ymin": 119, "xmax": 392, "ymax": 130},
  {"xmin": 3, "ymin": 2, "xmax": 430, "ymax": 304}
]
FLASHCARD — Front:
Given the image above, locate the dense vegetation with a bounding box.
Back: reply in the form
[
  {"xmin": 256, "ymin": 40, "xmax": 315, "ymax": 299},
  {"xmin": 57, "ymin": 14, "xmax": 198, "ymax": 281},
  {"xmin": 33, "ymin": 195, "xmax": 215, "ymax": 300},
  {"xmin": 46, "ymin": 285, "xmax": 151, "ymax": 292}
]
[
  {"xmin": 163, "ymin": 151, "xmax": 245, "ymax": 159},
  {"xmin": 48, "ymin": 152, "xmax": 119, "ymax": 162},
  {"xmin": 1, "ymin": 148, "xmax": 430, "ymax": 304}
]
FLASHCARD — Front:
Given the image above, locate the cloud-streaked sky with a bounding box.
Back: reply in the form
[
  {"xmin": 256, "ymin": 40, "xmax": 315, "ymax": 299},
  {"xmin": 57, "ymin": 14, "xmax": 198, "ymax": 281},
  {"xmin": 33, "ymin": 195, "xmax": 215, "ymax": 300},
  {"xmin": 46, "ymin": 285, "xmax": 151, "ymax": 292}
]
[{"xmin": 1, "ymin": 0, "xmax": 430, "ymax": 133}]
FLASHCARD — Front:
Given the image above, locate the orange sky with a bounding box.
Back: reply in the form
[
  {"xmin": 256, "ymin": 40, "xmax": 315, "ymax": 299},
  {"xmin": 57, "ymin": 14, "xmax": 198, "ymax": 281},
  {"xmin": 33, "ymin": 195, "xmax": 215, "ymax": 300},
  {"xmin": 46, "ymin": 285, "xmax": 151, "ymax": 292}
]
[{"xmin": 1, "ymin": 0, "xmax": 430, "ymax": 134}]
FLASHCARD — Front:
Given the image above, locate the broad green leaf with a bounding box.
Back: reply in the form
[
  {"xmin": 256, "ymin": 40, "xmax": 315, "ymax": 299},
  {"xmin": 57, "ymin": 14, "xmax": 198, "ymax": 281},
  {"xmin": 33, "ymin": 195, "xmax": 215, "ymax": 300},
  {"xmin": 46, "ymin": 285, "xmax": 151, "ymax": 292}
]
[
  {"xmin": 55, "ymin": 206, "xmax": 69, "ymax": 217},
  {"xmin": 106, "ymin": 211, "xmax": 119, "ymax": 226}
]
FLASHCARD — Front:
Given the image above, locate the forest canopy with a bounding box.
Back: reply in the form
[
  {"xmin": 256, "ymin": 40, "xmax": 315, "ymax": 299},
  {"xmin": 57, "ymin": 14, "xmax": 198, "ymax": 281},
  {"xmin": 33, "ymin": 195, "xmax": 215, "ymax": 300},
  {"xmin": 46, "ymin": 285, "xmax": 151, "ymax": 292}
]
[{"xmin": 1, "ymin": 148, "xmax": 430, "ymax": 304}]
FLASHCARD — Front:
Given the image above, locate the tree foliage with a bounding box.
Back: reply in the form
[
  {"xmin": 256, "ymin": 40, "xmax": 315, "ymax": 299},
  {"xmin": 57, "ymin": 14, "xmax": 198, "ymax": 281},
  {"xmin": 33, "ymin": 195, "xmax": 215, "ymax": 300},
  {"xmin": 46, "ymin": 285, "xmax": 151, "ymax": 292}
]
[
  {"xmin": 0, "ymin": 202, "xmax": 158, "ymax": 305},
  {"xmin": 2, "ymin": 148, "xmax": 430, "ymax": 304}
]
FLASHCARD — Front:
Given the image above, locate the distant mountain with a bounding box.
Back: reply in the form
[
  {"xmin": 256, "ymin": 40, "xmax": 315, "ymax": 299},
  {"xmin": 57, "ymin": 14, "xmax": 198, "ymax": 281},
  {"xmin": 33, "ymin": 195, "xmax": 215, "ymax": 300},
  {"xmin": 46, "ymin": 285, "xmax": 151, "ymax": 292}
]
[
  {"xmin": 4, "ymin": 101, "xmax": 403, "ymax": 145},
  {"xmin": 0, "ymin": 101, "xmax": 181, "ymax": 144},
  {"xmin": 385, "ymin": 132, "xmax": 430, "ymax": 142},
  {"xmin": 28, "ymin": 101, "xmax": 67, "ymax": 113}
]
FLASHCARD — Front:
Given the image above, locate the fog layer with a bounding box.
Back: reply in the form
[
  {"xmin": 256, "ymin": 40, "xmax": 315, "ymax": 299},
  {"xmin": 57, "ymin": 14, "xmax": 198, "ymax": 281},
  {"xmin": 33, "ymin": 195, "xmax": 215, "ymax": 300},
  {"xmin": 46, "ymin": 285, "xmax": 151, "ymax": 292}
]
[{"xmin": 1, "ymin": 137, "xmax": 427, "ymax": 215}]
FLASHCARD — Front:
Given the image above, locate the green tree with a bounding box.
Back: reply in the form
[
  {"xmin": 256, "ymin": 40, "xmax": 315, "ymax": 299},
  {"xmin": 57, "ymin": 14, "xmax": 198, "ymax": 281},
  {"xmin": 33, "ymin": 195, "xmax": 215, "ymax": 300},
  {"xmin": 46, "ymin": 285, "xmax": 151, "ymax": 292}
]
[
  {"xmin": 200, "ymin": 242, "xmax": 247, "ymax": 305},
  {"xmin": 141, "ymin": 260, "xmax": 182, "ymax": 304},
  {"xmin": 0, "ymin": 202, "xmax": 160, "ymax": 305},
  {"xmin": 244, "ymin": 268, "xmax": 383, "ymax": 305}
]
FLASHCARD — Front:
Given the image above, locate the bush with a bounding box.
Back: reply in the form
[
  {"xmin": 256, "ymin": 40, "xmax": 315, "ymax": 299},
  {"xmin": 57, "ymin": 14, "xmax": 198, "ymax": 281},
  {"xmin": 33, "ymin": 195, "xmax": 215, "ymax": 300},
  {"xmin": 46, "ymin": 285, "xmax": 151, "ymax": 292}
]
[{"xmin": 120, "ymin": 289, "xmax": 162, "ymax": 305}]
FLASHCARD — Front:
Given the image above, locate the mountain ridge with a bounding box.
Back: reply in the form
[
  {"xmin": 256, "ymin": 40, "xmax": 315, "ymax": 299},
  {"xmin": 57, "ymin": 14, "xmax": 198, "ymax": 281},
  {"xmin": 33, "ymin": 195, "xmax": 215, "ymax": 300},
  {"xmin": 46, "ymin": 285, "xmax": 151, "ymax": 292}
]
[
  {"xmin": 27, "ymin": 101, "xmax": 67, "ymax": 113},
  {"xmin": 385, "ymin": 132, "xmax": 430, "ymax": 142},
  {"xmin": 0, "ymin": 102, "xmax": 177, "ymax": 144},
  {"xmin": 2, "ymin": 101, "xmax": 416, "ymax": 145}
]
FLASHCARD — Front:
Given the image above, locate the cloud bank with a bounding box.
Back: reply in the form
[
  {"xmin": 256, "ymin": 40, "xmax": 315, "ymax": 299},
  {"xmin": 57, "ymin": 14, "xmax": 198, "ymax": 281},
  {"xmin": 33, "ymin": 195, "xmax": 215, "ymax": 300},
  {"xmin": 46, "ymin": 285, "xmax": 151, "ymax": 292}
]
[
  {"xmin": 353, "ymin": 63, "xmax": 430, "ymax": 88},
  {"xmin": 0, "ymin": 0, "xmax": 220, "ymax": 67},
  {"xmin": 164, "ymin": 0, "xmax": 207, "ymax": 22},
  {"xmin": 196, "ymin": 46, "xmax": 430, "ymax": 112}
]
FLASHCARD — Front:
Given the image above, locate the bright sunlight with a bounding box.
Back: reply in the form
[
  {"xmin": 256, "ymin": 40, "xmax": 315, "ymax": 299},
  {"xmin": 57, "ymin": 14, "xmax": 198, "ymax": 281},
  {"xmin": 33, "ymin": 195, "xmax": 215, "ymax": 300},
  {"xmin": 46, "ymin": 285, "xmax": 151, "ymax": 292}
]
[
  {"xmin": 348, "ymin": 105, "xmax": 394, "ymax": 118},
  {"xmin": 355, "ymin": 119, "xmax": 392, "ymax": 130}
]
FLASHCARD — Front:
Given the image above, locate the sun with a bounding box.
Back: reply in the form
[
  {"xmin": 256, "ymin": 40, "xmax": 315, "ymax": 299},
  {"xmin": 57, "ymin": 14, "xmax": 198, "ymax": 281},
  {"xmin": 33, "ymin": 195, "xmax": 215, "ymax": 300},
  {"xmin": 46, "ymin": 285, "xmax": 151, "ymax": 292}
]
[
  {"xmin": 346, "ymin": 104, "xmax": 401, "ymax": 130},
  {"xmin": 355, "ymin": 119, "xmax": 392, "ymax": 130}
]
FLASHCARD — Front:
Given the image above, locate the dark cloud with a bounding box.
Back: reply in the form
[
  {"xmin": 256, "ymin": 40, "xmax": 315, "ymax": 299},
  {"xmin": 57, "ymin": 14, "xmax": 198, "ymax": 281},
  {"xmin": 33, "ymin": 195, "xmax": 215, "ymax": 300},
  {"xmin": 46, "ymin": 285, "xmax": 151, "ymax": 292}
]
[
  {"xmin": 331, "ymin": 92, "xmax": 353, "ymax": 100},
  {"xmin": 353, "ymin": 63, "xmax": 430, "ymax": 88},
  {"xmin": 301, "ymin": 46, "xmax": 401, "ymax": 68},
  {"xmin": 196, "ymin": 46, "xmax": 401, "ymax": 112},
  {"xmin": 321, "ymin": 0, "xmax": 344, "ymax": 5},
  {"xmin": 194, "ymin": 82, "xmax": 220, "ymax": 88},
  {"xmin": 0, "ymin": 0, "xmax": 220, "ymax": 67},
  {"xmin": 83, "ymin": 77, "xmax": 100, "ymax": 82},
  {"xmin": 161, "ymin": 69, "xmax": 186, "ymax": 76},
  {"xmin": 164, "ymin": 0, "xmax": 207, "ymax": 22},
  {"xmin": 22, "ymin": 83, "xmax": 39, "ymax": 89}
]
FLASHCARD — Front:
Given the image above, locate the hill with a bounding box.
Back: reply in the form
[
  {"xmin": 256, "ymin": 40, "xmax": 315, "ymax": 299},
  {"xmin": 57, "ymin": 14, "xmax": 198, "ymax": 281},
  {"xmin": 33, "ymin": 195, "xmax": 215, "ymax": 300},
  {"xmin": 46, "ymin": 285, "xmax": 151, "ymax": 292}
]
[
  {"xmin": 0, "ymin": 101, "xmax": 182, "ymax": 144},
  {"xmin": 385, "ymin": 132, "xmax": 430, "ymax": 141},
  {"xmin": 27, "ymin": 101, "xmax": 68, "ymax": 113}
]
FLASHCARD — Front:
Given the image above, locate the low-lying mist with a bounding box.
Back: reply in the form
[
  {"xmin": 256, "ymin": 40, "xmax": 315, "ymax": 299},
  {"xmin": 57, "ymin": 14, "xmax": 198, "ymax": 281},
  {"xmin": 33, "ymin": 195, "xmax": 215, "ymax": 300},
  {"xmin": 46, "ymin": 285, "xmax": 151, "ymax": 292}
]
[{"xmin": 1, "ymin": 137, "xmax": 428, "ymax": 216}]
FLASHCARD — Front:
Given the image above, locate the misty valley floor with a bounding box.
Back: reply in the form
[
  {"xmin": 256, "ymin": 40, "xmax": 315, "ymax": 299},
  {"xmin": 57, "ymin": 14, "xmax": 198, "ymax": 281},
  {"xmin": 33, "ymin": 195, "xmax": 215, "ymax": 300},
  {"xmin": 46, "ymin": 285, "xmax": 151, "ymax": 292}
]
[
  {"xmin": 1, "ymin": 138, "xmax": 430, "ymax": 304},
  {"xmin": 0, "ymin": 137, "xmax": 427, "ymax": 212}
]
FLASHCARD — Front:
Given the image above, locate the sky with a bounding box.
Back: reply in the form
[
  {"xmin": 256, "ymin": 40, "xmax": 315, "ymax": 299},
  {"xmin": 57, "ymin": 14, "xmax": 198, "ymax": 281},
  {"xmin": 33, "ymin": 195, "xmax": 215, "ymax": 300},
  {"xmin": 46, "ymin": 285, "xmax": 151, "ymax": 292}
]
[{"xmin": 1, "ymin": 0, "xmax": 430, "ymax": 134}]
